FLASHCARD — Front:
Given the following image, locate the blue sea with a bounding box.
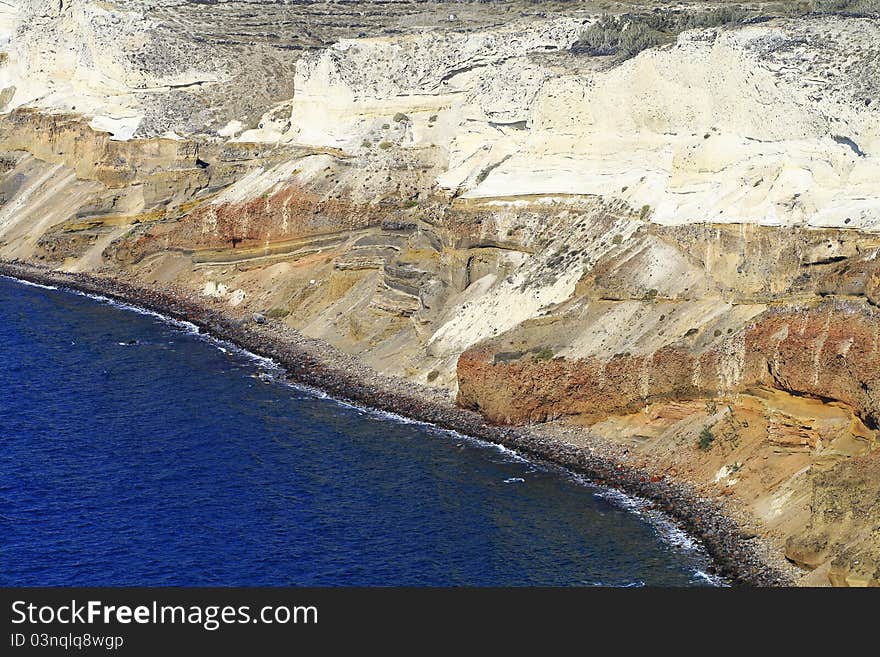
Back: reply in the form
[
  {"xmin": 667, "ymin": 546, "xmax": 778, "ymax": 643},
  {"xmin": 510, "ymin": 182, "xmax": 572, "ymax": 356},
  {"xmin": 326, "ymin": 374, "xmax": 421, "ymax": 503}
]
[{"xmin": 0, "ymin": 276, "xmax": 719, "ymax": 586}]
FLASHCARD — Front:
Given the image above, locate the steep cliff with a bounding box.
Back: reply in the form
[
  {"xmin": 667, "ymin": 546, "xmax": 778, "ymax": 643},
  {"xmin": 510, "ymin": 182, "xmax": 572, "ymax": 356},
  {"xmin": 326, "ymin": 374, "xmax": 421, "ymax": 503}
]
[{"xmin": 2, "ymin": 0, "xmax": 879, "ymax": 585}]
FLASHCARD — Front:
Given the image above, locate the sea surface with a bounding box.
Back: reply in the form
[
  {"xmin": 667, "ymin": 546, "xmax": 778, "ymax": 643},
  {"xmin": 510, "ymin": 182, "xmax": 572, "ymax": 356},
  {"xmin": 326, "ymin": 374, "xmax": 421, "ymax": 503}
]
[{"xmin": 0, "ymin": 276, "xmax": 719, "ymax": 586}]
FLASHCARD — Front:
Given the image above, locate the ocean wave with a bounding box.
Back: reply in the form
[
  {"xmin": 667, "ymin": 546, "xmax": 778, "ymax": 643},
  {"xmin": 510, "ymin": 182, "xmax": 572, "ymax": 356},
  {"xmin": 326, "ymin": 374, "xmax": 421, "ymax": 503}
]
[
  {"xmin": 591, "ymin": 485, "xmax": 728, "ymax": 587},
  {"xmin": 1, "ymin": 275, "xmax": 57, "ymax": 290},
  {"xmin": 66, "ymin": 288, "xmax": 203, "ymax": 335},
  {"xmin": 692, "ymin": 569, "xmax": 723, "ymax": 586}
]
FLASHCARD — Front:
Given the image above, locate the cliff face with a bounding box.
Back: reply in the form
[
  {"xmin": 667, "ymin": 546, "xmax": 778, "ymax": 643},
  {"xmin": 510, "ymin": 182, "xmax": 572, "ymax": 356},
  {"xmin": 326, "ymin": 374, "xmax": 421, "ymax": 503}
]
[{"xmin": 2, "ymin": 1, "xmax": 880, "ymax": 585}]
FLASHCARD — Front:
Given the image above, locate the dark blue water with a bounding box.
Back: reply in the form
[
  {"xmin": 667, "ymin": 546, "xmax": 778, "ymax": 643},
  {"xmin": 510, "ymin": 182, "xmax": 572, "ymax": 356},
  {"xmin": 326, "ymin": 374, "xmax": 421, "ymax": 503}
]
[{"xmin": 0, "ymin": 276, "xmax": 718, "ymax": 586}]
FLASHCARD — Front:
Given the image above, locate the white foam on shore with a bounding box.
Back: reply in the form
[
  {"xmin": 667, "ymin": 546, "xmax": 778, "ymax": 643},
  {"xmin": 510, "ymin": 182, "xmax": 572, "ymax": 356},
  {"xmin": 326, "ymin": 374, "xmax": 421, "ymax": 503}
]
[
  {"xmin": 1, "ymin": 275, "xmax": 57, "ymax": 290},
  {"xmin": 590, "ymin": 485, "xmax": 728, "ymax": 587},
  {"xmin": 692, "ymin": 569, "xmax": 720, "ymax": 585},
  {"xmin": 264, "ymin": 372, "xmax": 534, "ymax": 464},
  {"xmin": 68, "ymin": 288, "xmax": 203, "ymax": 335},
  {"xmin": 54, "ymin": 285, "xmax": 285, "ymax": 375}
]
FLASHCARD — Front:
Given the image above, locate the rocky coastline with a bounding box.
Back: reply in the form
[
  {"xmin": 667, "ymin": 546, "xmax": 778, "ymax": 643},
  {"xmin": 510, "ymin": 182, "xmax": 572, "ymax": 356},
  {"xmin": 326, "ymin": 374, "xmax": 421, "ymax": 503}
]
[{"xmin": 0, "ymin": 259, "xmax": 796, "ymax": 586}]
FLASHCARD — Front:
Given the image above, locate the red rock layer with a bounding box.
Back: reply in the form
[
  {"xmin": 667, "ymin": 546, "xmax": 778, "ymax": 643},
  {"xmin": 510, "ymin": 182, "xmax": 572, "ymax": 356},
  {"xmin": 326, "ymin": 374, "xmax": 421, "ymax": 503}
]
[{"xmin": 457, "ymin": 301, "xmax": 880, "ymax": 427}]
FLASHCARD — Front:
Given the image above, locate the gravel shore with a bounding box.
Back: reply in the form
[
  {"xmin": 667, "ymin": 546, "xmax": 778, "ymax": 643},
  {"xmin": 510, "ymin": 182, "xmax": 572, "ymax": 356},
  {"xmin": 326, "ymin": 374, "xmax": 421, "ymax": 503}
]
[{"xmin": 1, "ymin": 261, "xmax": 796, "ymax": 586}]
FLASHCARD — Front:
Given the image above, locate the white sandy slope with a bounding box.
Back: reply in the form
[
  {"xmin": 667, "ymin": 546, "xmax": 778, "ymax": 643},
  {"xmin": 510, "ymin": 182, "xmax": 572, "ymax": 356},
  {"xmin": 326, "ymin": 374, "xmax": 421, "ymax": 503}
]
[{"xmin": 3, "ymin": 6, "xmax": 877, "ymax": 230}]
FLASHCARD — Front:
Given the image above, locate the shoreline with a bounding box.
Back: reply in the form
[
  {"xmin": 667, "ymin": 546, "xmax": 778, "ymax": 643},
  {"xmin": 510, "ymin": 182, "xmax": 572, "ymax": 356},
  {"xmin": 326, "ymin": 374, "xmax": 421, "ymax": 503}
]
[{"xmin": 0, "ymin": 260, "xmax": 795, "ymax": 586}]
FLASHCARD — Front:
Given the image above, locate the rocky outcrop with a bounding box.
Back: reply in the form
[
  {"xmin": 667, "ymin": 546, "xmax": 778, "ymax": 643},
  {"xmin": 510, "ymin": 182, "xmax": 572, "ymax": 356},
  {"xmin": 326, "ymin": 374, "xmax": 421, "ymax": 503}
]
[
  {"xmin": 457, "ymin": 300, "xmax": 880, "ymax": 425},
  {"xmin": 786, "ymin": 451, "xmax": 880, "ymax": 586}
]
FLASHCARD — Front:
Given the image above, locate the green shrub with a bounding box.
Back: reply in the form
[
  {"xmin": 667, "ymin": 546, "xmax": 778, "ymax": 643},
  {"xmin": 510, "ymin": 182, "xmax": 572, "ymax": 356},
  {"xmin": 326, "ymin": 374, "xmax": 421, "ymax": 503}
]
[
  {"xmin": 265, "ymin": 307, "xmax": 290, "ymax": 319},
  {"xmin": 573, "ymin": 7, "xmax": 753, "ymax": 60},
  {"xmin": 619, "ymin": 22, "xmax": 667, "ymax": 59},
  {"xmin": 811, "ymin": 0, "xmax": 880, "ymax": 13},
  {"xmin": 378, "ymin": 141, "xmax": 393, "ymax": 150},
  {"xmin": 533, "ymin": 347, "xmax": 555, "ymax": 362},
  {"xmin": 576, "ymin": 13, "xmax": 623, "ymax": 56},
  {"xmin": 393, "ymin": 112, "xmax": 409, "ymax": 123},
  {"xmin": 698, "ymin": 426, "xmax": 715, "ymax": 451}
]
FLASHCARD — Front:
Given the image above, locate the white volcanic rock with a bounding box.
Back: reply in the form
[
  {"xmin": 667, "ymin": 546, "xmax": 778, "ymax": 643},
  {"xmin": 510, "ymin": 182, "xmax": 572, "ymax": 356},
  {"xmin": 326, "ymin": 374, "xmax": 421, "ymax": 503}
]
[
  {"xmin": 470, "ymin": 20, "xmax": 880, "ymax": 231},
  {"xmin": 285, "ymin": 19, "xmax": 583, "ymax": 149},
  {"xmin": 175, "ymin": 13, "xmax": 880, "ymax": 360},
  {"xmin": 0, "ymin": 0, "xmax": 228, "ymax": 138},
  {"xmin": 284, "ymin": 16, "xmax": 880, "ymax": 231},
  {"xmin": 427, "ymin": 206, "xmax": 639, "ymax": 358}
]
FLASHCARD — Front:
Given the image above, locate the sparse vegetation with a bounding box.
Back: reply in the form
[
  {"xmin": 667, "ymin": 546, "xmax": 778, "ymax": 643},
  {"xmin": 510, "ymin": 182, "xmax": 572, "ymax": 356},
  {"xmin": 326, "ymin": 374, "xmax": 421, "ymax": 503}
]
[
  {"xmin": 265, "ymin": 307, "xmax": 291, "ymax": 319},
  {"xmin": 533, "ymin": 347, "xmax": 555, "ymax": 362},
  {"xmin": 612, "ymin": 234, "xmax": 623, "ymax": 245},
  {"xmin": 700, "ymin": 404, "xmax": 747, "ymax": 453},
  {"xmin": 573, "ymin": 7, "xmax": 753, "ymax": 60},
  {"xmin": 378, "ymin": 141, "xmax": 393, "ymax": 150},
  {"xmin": 811, "ymin": 0, "xmax": 880, "ymax": 14},
  {"xmin": 573, "ymin": 2, "xmax": 879, "ymax": 62},
  {"xmin": 393, "ymin": 112, "xmax": 409, "ymax": 123},
  {"xmin": 643, "ymin": 288, "xmax": 658, "ymax": 301},
  {"xmin": 698, "ymin": 425, "xmax": 716, "ymax": 451},
  {"xmin": 361, "ymin": 139, "xmax": 372, "ymax": 148},
  {"xmin": 715, "ymin": 405, "xmax": 746, "ymax": 451}
]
